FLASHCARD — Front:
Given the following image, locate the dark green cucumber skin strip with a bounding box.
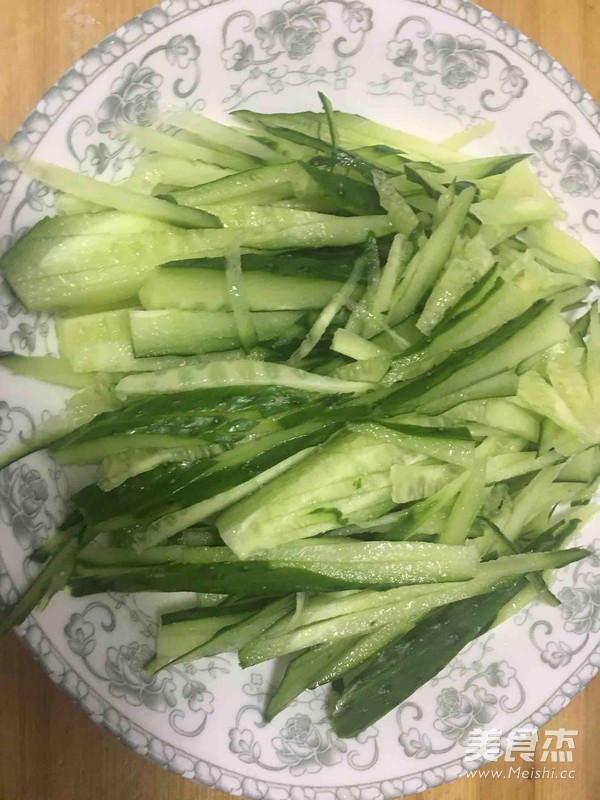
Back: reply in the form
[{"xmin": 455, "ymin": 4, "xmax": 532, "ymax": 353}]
[
  {"xmin": 69, "ymin": 559, "xmax": 445, "ymax": 597},
  {"xmin": 482, "ymin": 519, "xmax": 559, "ymax": 606},
  {"xmin": 0, "ymin": 538, "xmax": 79, "ymax": 635},
  {"xmin": 331, "ymin": 579, "xmax": 527, "ymax": 738},
  {"xmin": 159, "ymin": 596, "xmax": 296, "ymax": 672},
  {"xmin": 250, "ymin": 121, "xmax": 384, "ymax": 181},
  {"xmin": 0, "ymin": 523, "xmax": 99, "ymax": 635},
  {"xmin": 299, "ymin": 164, "xmax": 383, "ymax": 215},
  {"xmin": 54, "ymin": 386, "xmax": 322, "ymax": 447},
  {"xmin": 161, "ymin": 598, "xmax": 268, "ymax": 625},
  {"xmin": 73, "ymin": 420, "xmax": 344, "ymax": 527},
  {"xmin": 159, "ymin": 239, "xmax": 394, "ymax": 283},
  {"xmin": 265, "ymin": 639, "xmax": 358, "ymax": 722}
]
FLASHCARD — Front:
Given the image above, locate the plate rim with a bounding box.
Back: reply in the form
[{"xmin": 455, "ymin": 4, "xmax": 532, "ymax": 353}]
[{"xmin": 1, "ymin": 0, "xmax": 600, "ymax": 795}]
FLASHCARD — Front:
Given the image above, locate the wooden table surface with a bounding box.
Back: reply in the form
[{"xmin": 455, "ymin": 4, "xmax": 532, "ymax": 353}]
[{"xmin": 1, "ymin": 1, "xmax": 600, "ymax": 798}]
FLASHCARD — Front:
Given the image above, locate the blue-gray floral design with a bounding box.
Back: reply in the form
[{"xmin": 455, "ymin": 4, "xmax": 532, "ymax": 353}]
[
  {"xmin": 106, "ymin": 643, "xmax": 177, "ymax": 711},
  {"xmin": 370, "ymin": 16, "xmax": 527, "ymax": 120},
  {"xmin": 221, "ymin": 0, "xmax": 373, "ymax": 108},
  {"xmin": 273, "ymin": 714, "xmax": 347, "ymax": 775}
]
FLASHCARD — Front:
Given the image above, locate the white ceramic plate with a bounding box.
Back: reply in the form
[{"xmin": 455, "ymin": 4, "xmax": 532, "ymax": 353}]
[{"xmin": 1, "ymin": 1, "xmax": 600, "ymax": 796}]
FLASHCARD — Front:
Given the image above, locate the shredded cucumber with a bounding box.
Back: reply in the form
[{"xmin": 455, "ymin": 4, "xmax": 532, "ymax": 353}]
[
  {"xmin": 124, "ymin": 124, "xmax": 261, "ymax": 171},
  {"xmin": 1, "ymin": 93, "xmax": 597, "ymax": 742},
  {"xmin": 139, "ymin": 267, "xmax": 349, "ymax": 312},
  {"xmin": 18, "ymin": 160, "xmax": 222, "ymax": 229},
  {"xmin": 115, "ymin": 360, "xmax": 373, "ymax": 400}
]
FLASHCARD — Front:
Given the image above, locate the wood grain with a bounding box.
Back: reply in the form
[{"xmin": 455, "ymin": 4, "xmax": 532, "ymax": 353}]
[{"xmin": 1, "ymin": 1, "xmax": 599, "ymax": 798}]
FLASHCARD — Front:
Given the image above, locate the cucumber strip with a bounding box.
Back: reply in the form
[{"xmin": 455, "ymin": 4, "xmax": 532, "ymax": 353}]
[
  {"xmin": 440, "ymin": 154, "xmax": 530, "ymax": 181},
  {"xmin": 289, "ymin": 252, "xmax": 366, "ymax": 363},
  {"xmin": 440, "ymin": 121, "xmax": 495, "ymax": 151},
  {"xmin": 237, "ymin": 589, "xmax": 448, "ymax": 667},
  {"xmin": 331, "ymin": 580, "xmax": 526, "ymax": 738},
  {"xmin": 0, "ymin": 382, "xmax": 119, "ymax": 470},
  {"xmin": 134, "ymin": 447, "xmax": 315, "ymax": 549},
  {"xmin": 265, "ymin": 640, "xmax": 359, "ymax": 721},
  {"xmin": 330, "ymin": 112, "xmax": 467, "ymax": 164},
  {"xmin": 440, "ymin": 399, "xmax": 540, "ymax": 442},
  {"xmin": 203, "ymin": 207, "xmax": 395, "ymax": 247},
  {"xmin": 559, "ymin": 447, "xmax": 600, "ymax": 483},
  {"xmin": 60, "ymin": 315, "xmax": 241, "ymax": 373},
  {"xmin": 139, "ymin": 267, "xmax": 349, "ymax": 312},
  {"xmin": 56, "ymin": 194, "xmax": 104, "ymax": 215},
  {"xmin": 70, "ymin": 543, "xmax": 480, "ymax": 598},
  {"xmin": 124, "ymin": 124, "xmax": 260, "ymax": 170},
  {"xmin": 501, "ymin": 464, "xmax": 566, "ymax": 541},
  {"xmin": 31, "ymin": 530, "xmax": 74, "ymax": 564},
  {"xmin": 58, "ymin": 161, "xmax": 235, "ymax": 211},
  {"xmin": 173, "ymin": 163, "xmax": 304, "ymax": 208},
  {"xmin": 147, "ymin": 607, "xmax": 255, "ymax": 673},
  {"xmin": 382, "ymin": 304, "xmax": 570, "ymax": 413},
  {"xmin": 115, "ymin": 359, "xmax": 373, "ymax": 400},
  {"xmin": 153, "ymin": 596, "xmax": 296, "ymax": 673},
  {"xmin": 394, "ymin": 257, "xmax": 576, "ymax": 384},
  {"xmin": 371, "ymin": 316, "xmax": 423, "ymax": 355},
  {"xmin": 272, "ymin": 584, "xmax": 438, "ymax": 632},
  {"xmin": 228, "ymin": 246, "xmax": 259, "ymax": 352},
  {"xmin": 390, "ymin": 464, "xmax": 459, "ymax": 504},
  {"xmin": 162, "ymin": 109, "xmax": 286, "ymax": 163},
  {"xmin": 314, "ymin": 623, "xmax": 405, "ymax": 687},
  {"xmin": 217, "ymin": 432, "xmax": 408, "ymax": 556},
  {"xmin": 333, "ymin": 356, "xmax": 391, "ymax": 384},
  {"xmin": 97, "ymin": 446, "xmax": 218, "ymax": 491},
  {"xmin": 240, "ymin": 549, "xmax": 586, "ymax": 667},
  {"xmin": 438, "ymin": 458, "xmax": 487, "ymax": 544},
  {"xmin": 78, "ymin": 545, "xmax": 234, "ymax": 567},
  {"xmin": 0, "ymin": 355, "xmax": 96, "ymax": 389},
  {"xmin": 349, "ymin": 422, "xmax": 475, "ymax": 466},
  {"xmin": 127, "ymin": 154, "xmax": 233, "ymax": 192},
  {"xmin": 472, "ymin": 196, "xmax": 562, "ymax": 226},
  {"xmin": 128, "ymin": 310, "xmax": 301, "ymax": 357},
  {"xmin": 18, "ymin": 160, "xmax": 222, "ymax": 229},
  {"xmin": 419, "ymin": 372, "xmax": 519, "ymax": 415},
  {"xmin": 397, "ymin": 399, "xmax": 540, "ymax": 443},
  {"xmin": 300, "ymin": 164, "xmax": 382, "ymax": 215},
  {"xmin": 57, "ymin": 310, "xmax": 136, "ymax": 373},
  {"xmin": 372, "ymin": 172, "xmax": 419, "ymax": 234},
  {"xmin": 5, "ymin": 216, "xmax": 392, "ymax": 313},
  {"xmin": 521, "ymin": 221, "xmax": 600, "ymax": 280},
  {"xmin": 219, "ymin": 470, "xmax": 397, "ymax": 557},
  {"xmin": 389, "ymin": 186, "xmax": 476, "ymax": 324},
  {"xmin": 318, "ymin": 92, "xmax": 340, "ymax": 168},
  {"xmin": 336, "ymin": 552, "xmax": 591, "ymax": 730},
  {"xmin": 493, "ymin": 583, "xmax": 539, "ymax": 627},
  {"xmin": 51, "ymin": 434, "xmax": 214, "ymax": 466},
  {"xmin": 331, "ymin": 329, "xmax": 386, "ymax": 361},
  {"xmin": 0, "ymin": 537, "xmax": 80, "ymax": 636},
  {"xmin": 371, "ymin": 234, "xmax": 411, "ymax": 319},
  {"xmin": 498, "ymin": 161, "xmax": 554, "ymax": 201},
  {"xmin": 586, "ymin": 307, "xmax": 600, "ymax": 407},
  {"xmin": 384, "ymin": 469, "xmax": 475, "ymax": 541},
  {"xmin": 518, "ymin": 371, "xmax": 589, "ymax": 447},
  {"xmin": 264, "ymin": 539, "xmax": 479, "ymax": 565},
  {"xmin": 417, "ymin": 234, "xmax": 495, "ymax": 335},
  {"xmin": 480, "ymin": 520, "xmax": 558, "ymax": 607},
  {"xmin": 234, "ymin": 110, "xmax": 464, "ymax": 165}
]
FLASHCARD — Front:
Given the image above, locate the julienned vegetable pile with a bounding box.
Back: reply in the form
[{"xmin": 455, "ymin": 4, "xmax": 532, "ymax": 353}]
[{"xmin": 1, "ymin": 94, "xmax": 599, "ymax": 738}]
